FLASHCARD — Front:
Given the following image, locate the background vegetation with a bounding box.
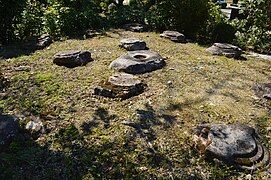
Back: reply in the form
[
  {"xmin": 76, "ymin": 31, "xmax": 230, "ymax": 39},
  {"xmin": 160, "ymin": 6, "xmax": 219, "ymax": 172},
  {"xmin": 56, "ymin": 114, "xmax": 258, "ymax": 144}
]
[{"xmin": 0, "ymin": 0, "xmax": 269, "ymax": 53}]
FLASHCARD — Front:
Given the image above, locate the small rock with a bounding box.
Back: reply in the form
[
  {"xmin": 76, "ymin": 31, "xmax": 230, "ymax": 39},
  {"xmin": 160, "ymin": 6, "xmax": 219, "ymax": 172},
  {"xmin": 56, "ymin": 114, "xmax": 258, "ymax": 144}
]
[
  {"xmin": 14, "ymin": 66, "xmax": 31, "ymax": 72},
  {"xmin": 160, "ymin": 31, "xmax": 186, "ymax": 43},
  {"xmin": 25, "ymin": 120, "xmax": 43, "ymax": 132},
  {"xmin": 167, "ymin": 81, "xmax": 172, "ymax": 85},
  {"xmin": 245, "ymin": 174, "xmax": 252, "ymax": 180}
]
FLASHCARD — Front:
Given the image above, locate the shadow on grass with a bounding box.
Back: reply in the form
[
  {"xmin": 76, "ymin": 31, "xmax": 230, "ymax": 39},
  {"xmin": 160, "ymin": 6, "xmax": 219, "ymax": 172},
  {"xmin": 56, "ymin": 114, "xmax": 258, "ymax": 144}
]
[{"xmin": 0, "ymin": 41, "xmax": 40, "ymax": 59}]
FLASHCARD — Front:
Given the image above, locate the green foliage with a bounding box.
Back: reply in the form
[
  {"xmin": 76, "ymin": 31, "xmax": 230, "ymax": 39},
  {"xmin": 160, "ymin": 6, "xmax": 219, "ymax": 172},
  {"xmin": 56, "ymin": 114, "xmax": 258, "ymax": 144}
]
[
  {"xmin": 106, "ymin": 0, "xmax": 145, "ymax": 26},
  {"xmin": 15, "ymin": 0, "xmax": 44, "ymax": 40},
  {"xmin": 0, "ymin": 0, "xmax": 27, "ymax": 44},
  {"xmin": 146, "ymin": 0, "xmax": 222, "ymax": 40},
  {"xmin": 231, "ymin": 0, "xmax": 271, "ymax": 53},
  {"xmin": 0, "ymin": 0, "xmax": 102, "ymax": 43}
]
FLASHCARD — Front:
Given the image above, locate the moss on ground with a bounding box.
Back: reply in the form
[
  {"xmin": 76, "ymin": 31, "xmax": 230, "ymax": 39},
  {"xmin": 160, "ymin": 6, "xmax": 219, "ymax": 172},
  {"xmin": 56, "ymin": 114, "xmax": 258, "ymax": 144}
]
[{"xmin": 0, "ymin": 30, "xmax": 270, "ymax": 179}]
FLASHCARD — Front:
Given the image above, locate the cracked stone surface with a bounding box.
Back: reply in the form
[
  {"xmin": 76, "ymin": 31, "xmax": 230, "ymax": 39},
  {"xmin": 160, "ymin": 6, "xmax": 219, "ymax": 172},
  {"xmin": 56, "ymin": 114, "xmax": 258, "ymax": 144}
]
[
  {"xmin": 160, "ymin": 31, "xmax": 186, "ymax": 43},
  {"xmin": 109, "ymin": 50, "xmax": 166, "ymax": 74},
  {"xmin": 120, "ymin": 38, "xmax": 147, "ymax": 51},
  {"xmin": 194, "ymin": 124, "xmax": 270, "ymax": 171},
  {"xmin": 206, "ymin": 43, "xmax": 242, "ymax": 58},
  {"xmin": 94, "ymin": 73, "xmax": 146, "ymax": 99},
  {"xmin": 53, "ymin": 50, "xmax": 92, "ymax": 68}
]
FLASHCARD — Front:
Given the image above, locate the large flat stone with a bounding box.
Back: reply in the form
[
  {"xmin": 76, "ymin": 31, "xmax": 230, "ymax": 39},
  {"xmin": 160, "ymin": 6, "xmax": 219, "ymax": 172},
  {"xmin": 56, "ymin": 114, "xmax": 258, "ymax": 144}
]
[
  {"xmin": 123, "ymin": 23, "xmax": 146, "ymax": 32},
  {"xmin": 53, "ymin": 50, "xmax": 92, "ymax": 68},
  {"xmin": 194, "ymin": 124, "xmax": 270, "ymax": 170},
  {"xmin": 206, "ymin": 43, "xmax": 242, "ymax": 58},
  {"xmin": 120, "ymin": 38, "xmax": 147, "ymax": 51},
  {"xmin": 109, "ymin": 50, "xmax": 166, "ymax": 74},
  {"xmin": 160, "ymin": 31, "xmax": 186, "ymax": 43},
  {"xmin": 94, "ymin": 73, "xmax": 146, "ymax": 99}
]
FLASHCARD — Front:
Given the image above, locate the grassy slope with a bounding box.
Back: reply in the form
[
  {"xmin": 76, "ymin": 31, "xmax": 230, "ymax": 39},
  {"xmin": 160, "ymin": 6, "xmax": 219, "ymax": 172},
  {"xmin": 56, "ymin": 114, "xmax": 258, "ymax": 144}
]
[{"xmin": 0, "ymin": 30, "xmax": 270, "ymax": 179}]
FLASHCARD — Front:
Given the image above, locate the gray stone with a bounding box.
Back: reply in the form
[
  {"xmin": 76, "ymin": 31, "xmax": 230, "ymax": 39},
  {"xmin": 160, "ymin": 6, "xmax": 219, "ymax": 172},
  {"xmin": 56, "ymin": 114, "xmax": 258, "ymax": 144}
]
[
  {"xmin": 109, "ymin": 50, "xmax": 166, "ymax": 74},
  {"xmin": 0, "ymin": 114, "xmax": 19, "ymax": 149},
  {"xmin": 206, "ymin": 43, "xmax": 242, "ymax": 58},
  {"xmin": 253, "ymin": 83, "xmax": 271, "ymax": 100},
  {"xmin": 36, "ymin": 34, "xmax": 52, "ymax": 49},
  {"xmin": 14, "ymin": 66, "xmax": 31, "ymax": 72},
  {"xmin": 120, "ymin": 38, "xmax": 147, "ymax": 51},
  {"xmin": 194, "ymin": 124, "xmax": 270, "ymax": 170},
  {"xmin": 123, "ymin": 23, "xmax": 146, "ymax": 32},
  {"xmin": 84, "ymin": 30, "xmax": 102, "ymax": 39},
  {"xmin": 94, "ymin": 73, "xmax": 146, "ymax": 99},
  {"xmin": 53, "ymin": 50, "xmax": 92, "ymax": 68},
  {"xmin": 160, "ymin": 31, "xmax": 186, "ymax": 43},
  {"xmin": 25, "ymin": 120, "xmax": 43, "ymax": 132}
]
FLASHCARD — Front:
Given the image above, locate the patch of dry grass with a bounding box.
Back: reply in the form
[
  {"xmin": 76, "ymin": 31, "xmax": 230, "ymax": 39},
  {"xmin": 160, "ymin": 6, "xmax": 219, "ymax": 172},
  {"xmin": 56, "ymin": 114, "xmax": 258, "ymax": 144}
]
[{"xmin": 0, "ymin": 30, "xmax": 270, "ymax": 179}]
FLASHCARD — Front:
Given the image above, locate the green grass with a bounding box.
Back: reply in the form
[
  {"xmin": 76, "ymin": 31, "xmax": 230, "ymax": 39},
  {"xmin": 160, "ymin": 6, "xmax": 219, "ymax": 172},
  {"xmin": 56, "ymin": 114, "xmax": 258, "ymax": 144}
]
[{"xmin": 0, "ymin": 29, "xmax": 270, "ymax": 179}]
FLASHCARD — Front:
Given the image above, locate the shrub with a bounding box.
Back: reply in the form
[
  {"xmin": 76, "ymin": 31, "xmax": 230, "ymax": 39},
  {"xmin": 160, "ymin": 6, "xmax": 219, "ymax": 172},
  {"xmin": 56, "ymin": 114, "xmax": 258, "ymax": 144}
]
[
  {"xmin": 146, "ymin": 0, "xmax": 213, "ymax": 39},
  {"xmin": 106, "ymin": 0, "xmax": 146, "ymax": 27},
  {"xmin": 56, "ymin": 0, "xmax": 102, "ymax": 37},
  {"xmin": 15, "ymin": 0, "xmax": 44, "ymax": 41},
  {"xmin": 231, "ymin": 0, "xmax": 271, "ymax": 54},
  {"xmin": 0, "ymin": 0, "xmax": 26, "ymax": 44}
]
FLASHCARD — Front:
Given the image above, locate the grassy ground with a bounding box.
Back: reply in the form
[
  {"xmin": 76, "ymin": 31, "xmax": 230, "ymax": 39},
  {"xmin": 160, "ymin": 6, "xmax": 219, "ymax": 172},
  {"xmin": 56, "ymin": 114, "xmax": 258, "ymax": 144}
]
[{"xmin": 0, "ymin": 30, "xmax": 270, "ymax": 179}]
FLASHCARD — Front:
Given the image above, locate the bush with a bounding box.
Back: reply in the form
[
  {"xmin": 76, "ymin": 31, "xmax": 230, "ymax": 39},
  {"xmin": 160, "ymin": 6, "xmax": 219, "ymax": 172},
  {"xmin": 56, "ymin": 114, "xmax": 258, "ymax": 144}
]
[
  {"xmin": 146, "ymin": 0, "xmax": 217, "ymax": 40},
  {"xmin": 106, "ymin": 0, "xmax": 146, "ymax": 27},
  {"xmin": 56, "ymin": 0, "xmax": 102, "ymax": 37},
  {"xmin": 231, "ymin": 0, "xmax": 271, "ymax": 54},
  {"xmin": 0, "ymin": 0, "xmax": 26, "ymax": 44},
  {"xmin": 15, "ymin": 0, "xmax": 44, "ymax": 41}
]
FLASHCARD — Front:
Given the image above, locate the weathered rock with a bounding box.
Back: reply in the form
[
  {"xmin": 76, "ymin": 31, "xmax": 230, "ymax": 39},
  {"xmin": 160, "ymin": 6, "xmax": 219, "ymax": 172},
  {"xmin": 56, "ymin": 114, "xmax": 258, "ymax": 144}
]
[
  {"xmin": 160, "ymin": 31, "xmax": 186, "ymax": 43},
  {"xmin": 14, "ymin": 65, "xmax": 31, "ymax": 72},
  {"xmin": 123, "ymin": 23, "xmax": 146, "ymax": 32},
  {"xmin": 253, "ymin": 83, "xmax": 271, "ymax": 100},
  {"xmin": 109, "ymin": 50, "xmax": 166, "ymax": 74},
  {"xmin": 94, "ymin": 73, "xmax": 146, "ymax": 99},
  {"xmin": 206, "ymin": 43, "xmax": 242, "ymax": 58},
  {"xmin": 84, "ymin": 29, "xmax": 102, "ymax": 39},
  {"xmin": 53, "ymin": 50, "xmax": 92, "ymax": 68},
  {"xmin": 25, "ymin": 120, "xmax": 44, "ymax": 133},
  {"xmin": 0, "ymin": 115, "xmax": 19, "ymax": 149},
  {"xmin": 194, "ymin": 124, "xmax": 270, "ymax": 171},
  {"xmin": 36, "ymin": 34, "xmax": 52, "ymax": 49},
  {"xmin": 120, "ymin": 38, "xmax": 147, "ymax": 51}
]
